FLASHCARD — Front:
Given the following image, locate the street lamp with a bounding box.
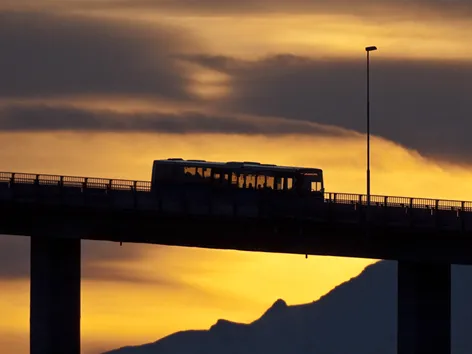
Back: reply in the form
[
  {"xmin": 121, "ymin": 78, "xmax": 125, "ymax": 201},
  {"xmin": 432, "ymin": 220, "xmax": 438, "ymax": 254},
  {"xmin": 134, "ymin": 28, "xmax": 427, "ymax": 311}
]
[{"xmin": 365, "ymin": 45, "xmax": 377, "ymax": 213}]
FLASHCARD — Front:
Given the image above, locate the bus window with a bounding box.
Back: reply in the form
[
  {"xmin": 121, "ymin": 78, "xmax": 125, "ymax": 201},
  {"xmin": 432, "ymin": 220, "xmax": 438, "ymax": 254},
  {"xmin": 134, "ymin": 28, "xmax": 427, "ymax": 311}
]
[
  {"xmin": 246, "ymin": 174, "xmax": 256, "ymax": 189},
  {"xmin": 266, "ymin": 176, "xmax": 274, "ymax": 189},
  {"xmin": 213, "ymin": 172, "xmax": 221, "ymax": 183},
  {"xmin": 256, "ymin": 175, "xmax": 265, "ymax": 189},
  {"xmin": 196, "ymin": 167, "xmax": 203, "ymax": 178},
  {"xmin": 223, "ymin": 173, "xmax": 229, "ymax": 185},
  {"xmin": 238, "ymin": 174, "xmax": 245, "ymax": 188},
  {"xmin": 311, "ymin": 181, "xmax": 321, "ymax": 192},
  {"xmin": 184, "ymin": 166, "xmax": 196, "ymax": 178},
  {"xmin": 286, "ymin": 178, "xmax": 293, "ymax": 190},
  {"xmin": 231, "ymin": 173, "xmax": 238, "ymax": 186},
  {"xmin": 203, "ymin": 168, "xmax": 212, "ymax": 179},
  {"xmin": 275, "ymin": 177, "xmax": 284, "ymax": 190}
]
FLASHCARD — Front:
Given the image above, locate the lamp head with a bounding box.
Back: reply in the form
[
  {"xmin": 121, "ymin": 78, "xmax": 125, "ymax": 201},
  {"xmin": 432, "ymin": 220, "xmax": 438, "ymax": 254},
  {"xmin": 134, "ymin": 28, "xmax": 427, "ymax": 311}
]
[{"xmin": 365, "ymin": 46, "xmax": 378, "ymax": 52}]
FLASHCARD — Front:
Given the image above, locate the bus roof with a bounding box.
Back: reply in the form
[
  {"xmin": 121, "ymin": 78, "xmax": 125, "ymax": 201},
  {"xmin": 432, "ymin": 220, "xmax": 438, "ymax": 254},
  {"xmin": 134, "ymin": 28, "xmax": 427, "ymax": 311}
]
[{"xmin": 153, "ymin": 158, "xmax": 323, "ymax": 174}]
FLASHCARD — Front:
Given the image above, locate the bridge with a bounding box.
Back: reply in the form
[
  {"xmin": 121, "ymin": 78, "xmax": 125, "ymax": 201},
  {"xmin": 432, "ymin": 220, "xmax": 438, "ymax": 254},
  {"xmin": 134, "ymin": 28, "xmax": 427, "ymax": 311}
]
[{"xmin": 1, "ymin": 171, "xmax": 471, "ymax": 354}]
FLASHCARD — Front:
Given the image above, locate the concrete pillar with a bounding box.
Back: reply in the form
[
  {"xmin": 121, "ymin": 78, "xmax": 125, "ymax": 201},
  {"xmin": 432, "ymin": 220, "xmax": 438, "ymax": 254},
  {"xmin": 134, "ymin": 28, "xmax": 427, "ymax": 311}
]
[
  {"xmin": 30, "ymin": 237, "xmax": 81, "ymax": 354},
  {"xmin": 397, "ymin": 261, "xmax": 450, "ymax": 354}
]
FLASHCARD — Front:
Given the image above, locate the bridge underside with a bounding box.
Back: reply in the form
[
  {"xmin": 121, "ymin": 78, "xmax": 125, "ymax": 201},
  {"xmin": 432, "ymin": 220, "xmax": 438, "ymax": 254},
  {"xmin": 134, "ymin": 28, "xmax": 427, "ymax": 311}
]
[
  {"xmin": 3, "ymin": 201, "xmax": 472, "ymax": 264},
  {"xmin": 27, "ymin": 235, "xmax": 451, "ymax": 354}
]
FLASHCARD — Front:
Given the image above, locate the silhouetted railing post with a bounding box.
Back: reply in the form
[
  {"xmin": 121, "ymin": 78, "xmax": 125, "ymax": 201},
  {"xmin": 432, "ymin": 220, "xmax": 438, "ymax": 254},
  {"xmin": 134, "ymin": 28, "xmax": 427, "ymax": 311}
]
[
  {"xmin": 132, "ymin": 181, "xmax": 138, "ymax": 209},
  {"xmin": 461, "ymin": 201, "xmax": 466, "ymax": 231},
  {"xmin": 435, "ymin": 200, "xmax": 440, "ymax": 227}
]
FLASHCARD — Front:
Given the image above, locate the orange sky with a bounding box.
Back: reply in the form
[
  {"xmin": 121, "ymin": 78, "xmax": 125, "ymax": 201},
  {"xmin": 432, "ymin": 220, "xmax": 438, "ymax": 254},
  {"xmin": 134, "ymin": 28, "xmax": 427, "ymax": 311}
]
[
  {"xmin": 1, "ymin": 0, "xmax": 472, "ymax": 353},
  {"xmin": 3, "ymin": 131, "xmax": 472, "ymax": 353}
]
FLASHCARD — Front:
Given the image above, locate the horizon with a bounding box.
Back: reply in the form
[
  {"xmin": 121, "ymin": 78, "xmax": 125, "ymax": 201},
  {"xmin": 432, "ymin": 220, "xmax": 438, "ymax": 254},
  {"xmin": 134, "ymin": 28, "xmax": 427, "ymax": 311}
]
[{"xmin": 1, "ymin": 0, "xmax": 472, "ymax": 353}]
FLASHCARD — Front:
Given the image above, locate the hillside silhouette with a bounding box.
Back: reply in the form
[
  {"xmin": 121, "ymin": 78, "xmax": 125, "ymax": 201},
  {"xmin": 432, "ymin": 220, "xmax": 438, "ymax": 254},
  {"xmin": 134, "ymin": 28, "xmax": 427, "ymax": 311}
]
[{"xmin": 104, "ymin": 261, "xmax": 472, "ymax": 354}]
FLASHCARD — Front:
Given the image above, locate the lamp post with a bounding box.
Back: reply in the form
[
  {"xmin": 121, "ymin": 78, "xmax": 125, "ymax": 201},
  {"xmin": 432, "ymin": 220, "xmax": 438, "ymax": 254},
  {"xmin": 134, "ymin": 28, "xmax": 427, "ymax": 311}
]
[{"xmin": 365, "ymin": 45, "xmax": 377, "ymax": 213}]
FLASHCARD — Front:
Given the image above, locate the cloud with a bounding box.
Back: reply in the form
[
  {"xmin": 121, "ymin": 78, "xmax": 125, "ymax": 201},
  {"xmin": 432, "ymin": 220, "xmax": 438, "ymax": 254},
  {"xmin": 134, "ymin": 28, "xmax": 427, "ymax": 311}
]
[
  {"xmin": 0, "ymin": 236, "xmax": 30, "ymax": 279},
  {"xmin": 0, "ymin": 11, "xmax": 196, "ymax": 99},
  {"xmin": 0, "ymin": 103, "xmax": 354, "ymax": 137},
  {"xmin": 0, "ymin": 235, "xmax": 181, "ymax": 285},
  {"xmin": 68, "ymin": 0, "xmax": 472, "ymax": 21},
  {"xmin": 0, "ymin": 10, "xmax": 470, "ymax": 165},
  {"xmin": 181, "ymin": 54, "xmax": 472, "ymax": 164}
]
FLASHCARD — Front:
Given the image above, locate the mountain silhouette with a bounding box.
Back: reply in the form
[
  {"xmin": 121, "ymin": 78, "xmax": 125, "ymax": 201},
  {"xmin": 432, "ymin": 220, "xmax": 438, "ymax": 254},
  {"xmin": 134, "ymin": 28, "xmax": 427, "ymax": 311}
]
[{"xmin": 103, "ymin": 261, "xmax": 472, "ymax": 354}]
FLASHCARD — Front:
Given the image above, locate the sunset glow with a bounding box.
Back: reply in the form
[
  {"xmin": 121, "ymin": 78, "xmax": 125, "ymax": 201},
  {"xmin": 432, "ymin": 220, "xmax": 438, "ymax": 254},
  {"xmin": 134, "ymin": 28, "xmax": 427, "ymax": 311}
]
[{"xmin": 1, "ymin": 0, "xmax": 471, "ymax": 353}]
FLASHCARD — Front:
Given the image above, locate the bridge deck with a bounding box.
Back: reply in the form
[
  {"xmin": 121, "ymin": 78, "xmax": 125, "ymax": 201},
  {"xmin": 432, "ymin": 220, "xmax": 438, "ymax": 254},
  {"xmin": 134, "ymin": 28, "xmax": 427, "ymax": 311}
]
[{"xmin": 1, "ymin": 171, "xmax": 472, "ymax": 264}]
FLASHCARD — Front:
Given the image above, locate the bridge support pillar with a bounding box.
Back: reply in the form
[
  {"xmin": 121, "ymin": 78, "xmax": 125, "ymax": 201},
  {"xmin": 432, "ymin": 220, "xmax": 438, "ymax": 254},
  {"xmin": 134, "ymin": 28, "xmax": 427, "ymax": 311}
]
[
  {"xmin": 397, "ymin": 261, "xmax": 450, "ymax": 354},
  {"xmin": 30, "ymin": 237, "xmax": 81, "ymax": 354}
]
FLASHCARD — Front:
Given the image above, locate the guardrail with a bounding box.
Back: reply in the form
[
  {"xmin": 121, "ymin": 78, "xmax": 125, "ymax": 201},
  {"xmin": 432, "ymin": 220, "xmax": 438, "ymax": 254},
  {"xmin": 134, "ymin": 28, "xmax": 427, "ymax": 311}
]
[
  {"xmin": 325, "ymin": 192, "xmax": 472, "ymax": 212},
  {"xmin": 1, "ymin": 171, "xmax": 472, "ymax": 212},
  {"xmin": 0, "ymin": 172, "xmax": 151, "ymax": 191}
]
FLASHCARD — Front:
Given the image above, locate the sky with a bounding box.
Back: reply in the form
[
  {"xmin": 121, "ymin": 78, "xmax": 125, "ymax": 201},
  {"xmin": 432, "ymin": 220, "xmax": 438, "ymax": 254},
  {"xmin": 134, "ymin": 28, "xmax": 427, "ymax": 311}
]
[{"xmin": 0, "ymin": 0, "xmax": 472, "ymax": 353}]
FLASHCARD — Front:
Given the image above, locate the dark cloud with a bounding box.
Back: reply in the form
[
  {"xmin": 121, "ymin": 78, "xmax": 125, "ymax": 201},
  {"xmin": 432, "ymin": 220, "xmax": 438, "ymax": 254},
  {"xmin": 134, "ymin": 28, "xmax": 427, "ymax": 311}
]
[
  {"xmin": 0, "ymin": 235, "xmax": 181, "ymax": 285},
  {"xmin": 0, "ymin": 236, "xmax": 30, "ymax": 279},
  {"xmin": 74, "ymin": 0, "xmax": 472, "ymax": 20},
  {"xmin": 0, "ymin": 103, "xmax": 352, "ymax": 137},
  {"xmin": 0, "ymin": 9, "xmax": 470, "ymax": 165},
  {"xmin": 0, "ymin": 11, "xmax": 195, "ymax": 99},
  {"xmin": 181, "ymin": 54, "xmax": 472, "ymax": 164}
]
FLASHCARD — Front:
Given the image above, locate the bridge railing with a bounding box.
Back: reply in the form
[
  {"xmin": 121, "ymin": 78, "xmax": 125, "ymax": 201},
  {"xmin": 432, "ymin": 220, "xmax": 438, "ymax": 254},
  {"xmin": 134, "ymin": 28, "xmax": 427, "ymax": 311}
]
[
  {"xmin": 0, "ymin": 172, "xmax": 152, "ymax": 192},
  {"xmin": 1, "ymin": 171, "xmax": 472, "ymax": 212},
  {"xmin": 325, "ymin": 192, "xmax": 472, "ymax": 212}
]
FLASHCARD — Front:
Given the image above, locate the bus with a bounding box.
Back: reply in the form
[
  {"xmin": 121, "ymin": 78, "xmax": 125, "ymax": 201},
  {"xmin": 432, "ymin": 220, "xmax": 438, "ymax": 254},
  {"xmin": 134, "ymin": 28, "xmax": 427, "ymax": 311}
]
[{"xmin": 151, "ymin": 158, "xmax": 324, "ymax": 196}]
